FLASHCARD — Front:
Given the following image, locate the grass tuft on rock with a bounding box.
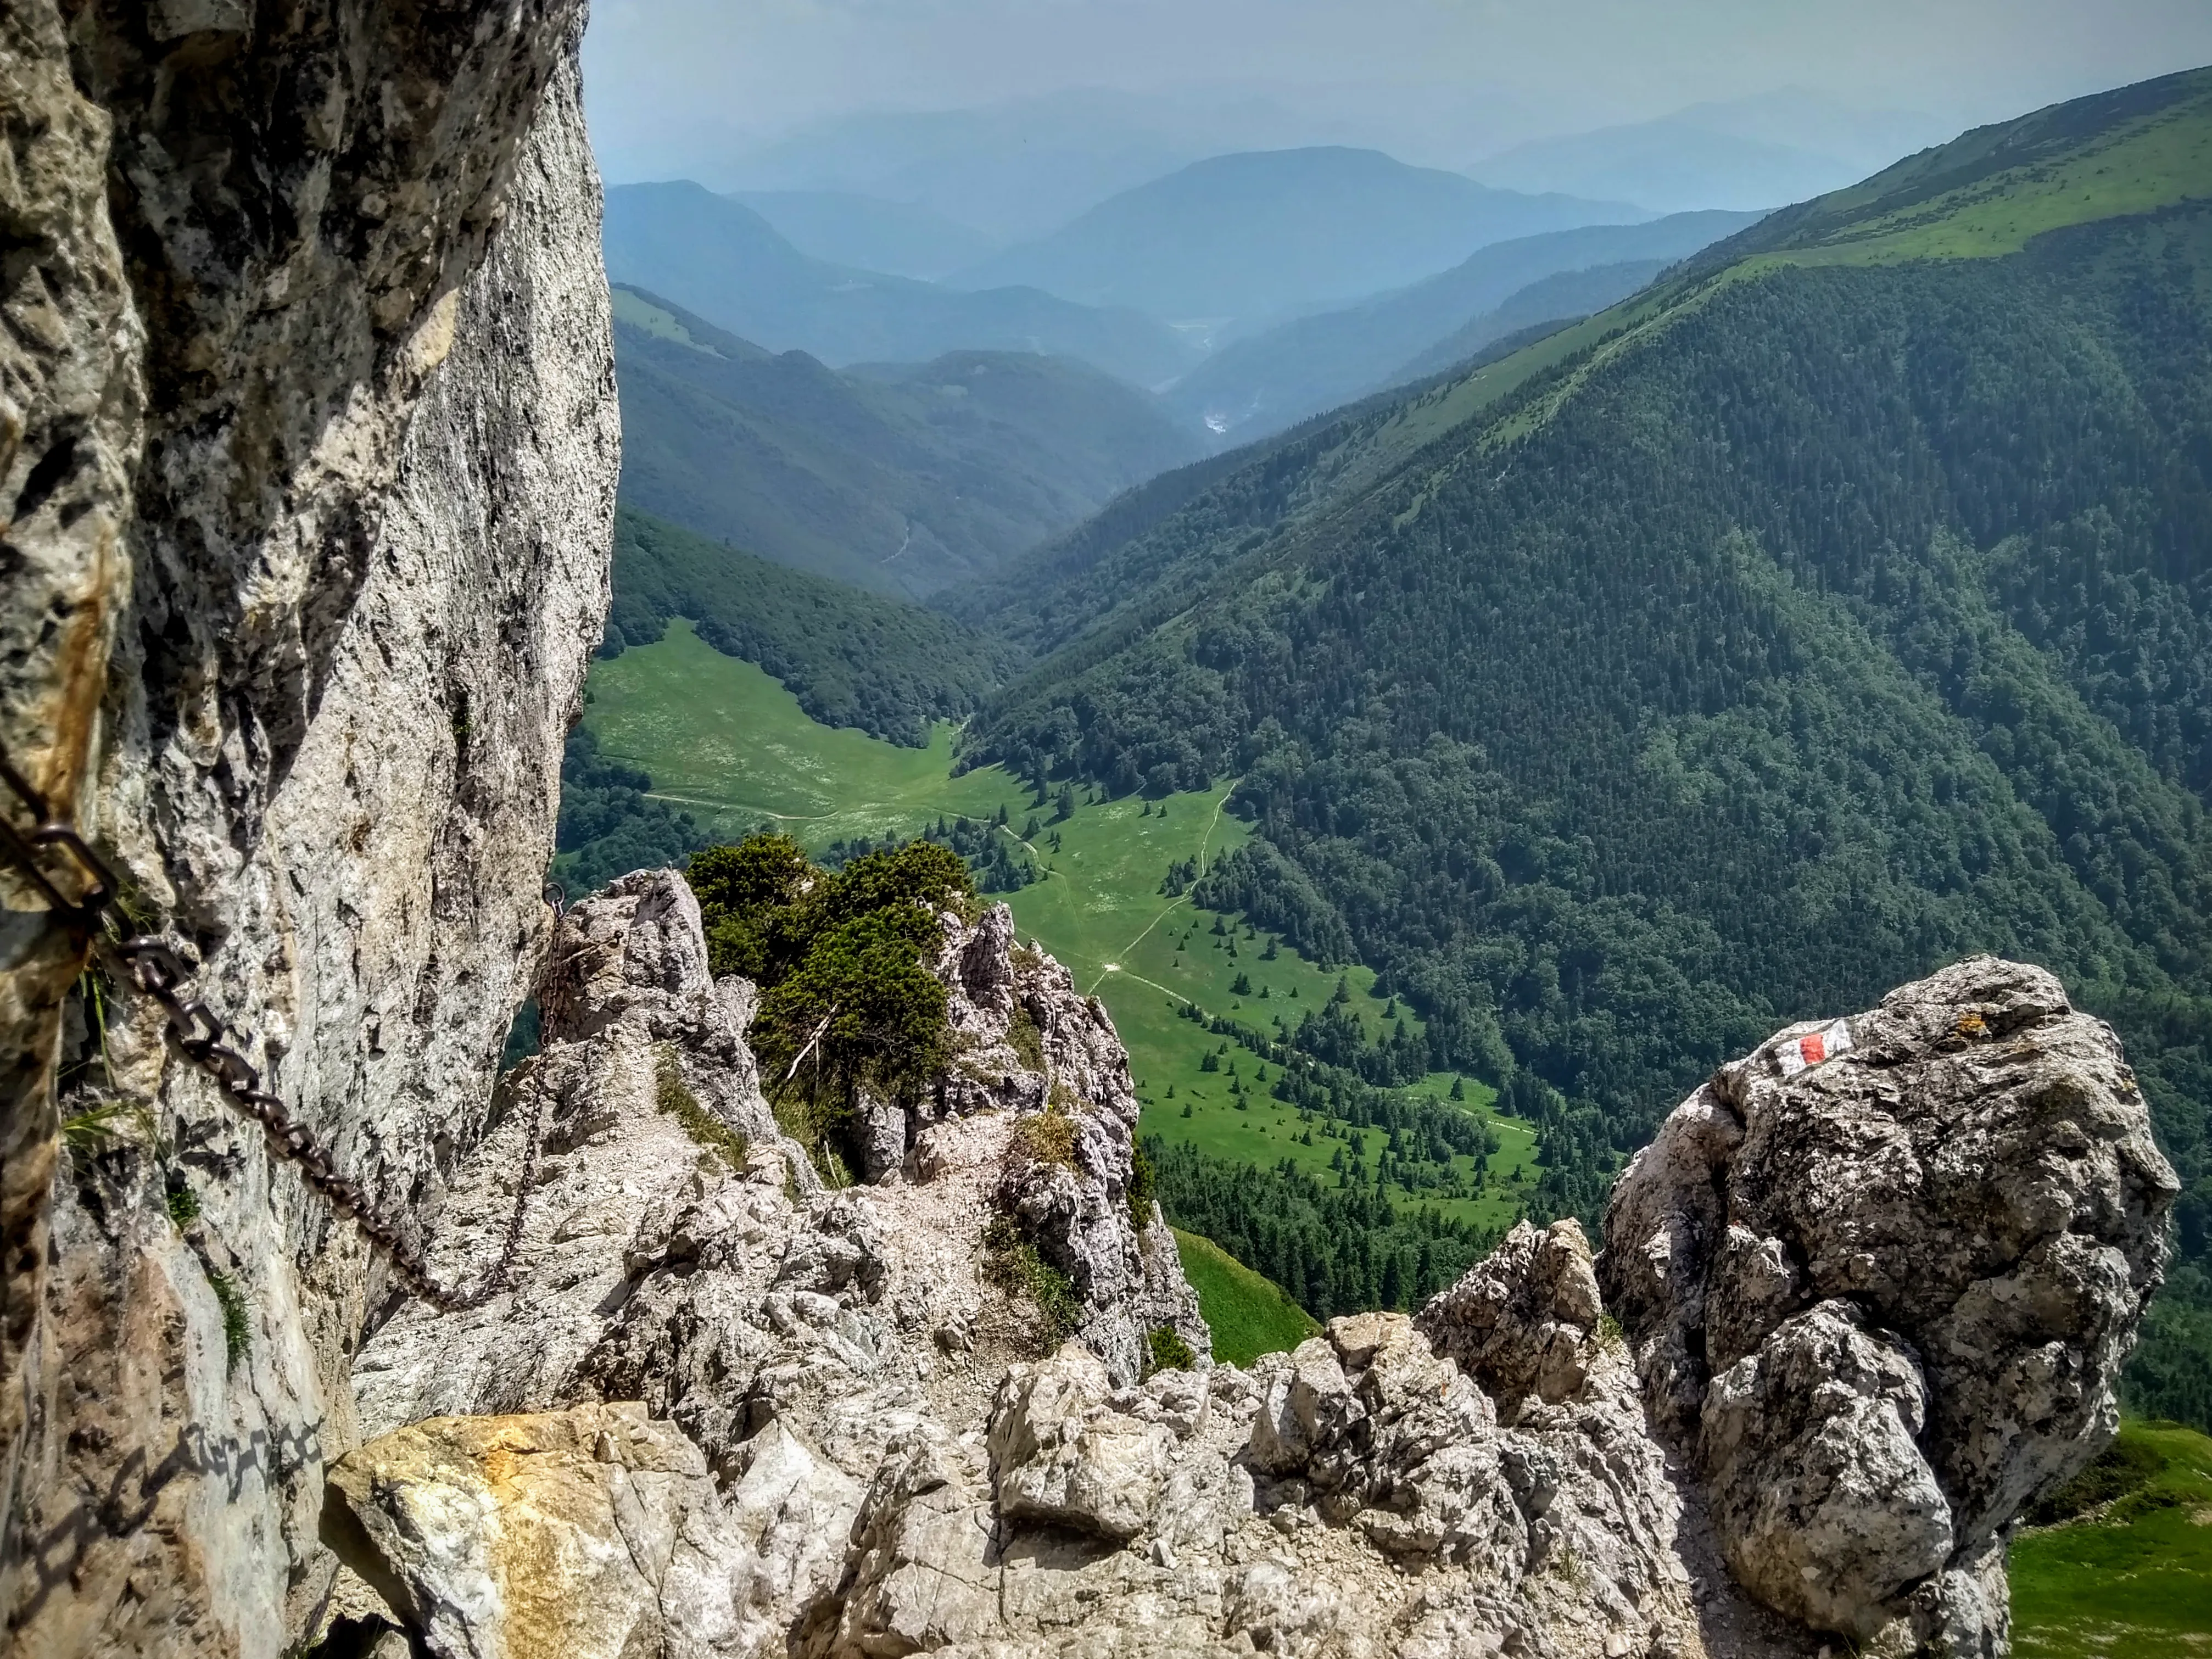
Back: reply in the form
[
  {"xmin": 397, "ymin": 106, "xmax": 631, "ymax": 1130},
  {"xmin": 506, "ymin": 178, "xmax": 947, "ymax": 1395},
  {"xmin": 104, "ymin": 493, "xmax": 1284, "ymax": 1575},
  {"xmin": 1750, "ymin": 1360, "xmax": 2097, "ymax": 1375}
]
[
  {"xmin": 983, "ymin": 1215, "xmax": 1081, "ymax": 1350},
  {"xmin": 1007, "ymin": 1008, "xmax": 1046, "ymax": 1073},
  {"xmin": 1011, "ymin": 1102, "xmax": 1080, "ymax": 1170},
  {"xmin": 203, "ymin": 1267, "xmax": 250, "ymax": 1376},
  {"xmin": 165, "ymin": 1180, "xmax": 201, "ymax": 1229},
  {"xmin": 653, "ymin": 1044, "xmax": 748, "ymax": 1173},
  {"xmin": 1144, "ymin": 1325, "xmax": 1196, "ymax": 1377}
]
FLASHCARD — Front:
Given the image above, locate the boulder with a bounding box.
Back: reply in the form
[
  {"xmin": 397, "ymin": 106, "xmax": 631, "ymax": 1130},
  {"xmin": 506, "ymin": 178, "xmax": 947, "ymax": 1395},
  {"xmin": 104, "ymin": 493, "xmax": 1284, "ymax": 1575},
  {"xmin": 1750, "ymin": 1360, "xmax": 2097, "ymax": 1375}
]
[
  {"xmin": 1420, "ymin": 1218, "xmax": 1603, "ymax": 1409},
  {"xmin": 989, "ymin": 1342, "xmax": 1171, "ymax": 1540},
  {"xmin": 1601, "ymin": 955, "xmax": 2179, "ymax": 1651},
  {"xmin": 1699, "ymin": 1301, "xmax": 1952, "ymax": 1634},
  {"xmin": 321, "ymin": 1403, "xmax": 749, "ymax": 1659}
]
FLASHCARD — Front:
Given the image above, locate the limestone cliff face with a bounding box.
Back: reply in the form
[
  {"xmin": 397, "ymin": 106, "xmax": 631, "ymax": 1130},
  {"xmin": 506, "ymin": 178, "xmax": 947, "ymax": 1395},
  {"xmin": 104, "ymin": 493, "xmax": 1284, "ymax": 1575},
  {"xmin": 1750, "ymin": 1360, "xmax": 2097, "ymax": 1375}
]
[{"xmin": 1, "ymin": 8, "xmax": 612, "ymax": 1656}]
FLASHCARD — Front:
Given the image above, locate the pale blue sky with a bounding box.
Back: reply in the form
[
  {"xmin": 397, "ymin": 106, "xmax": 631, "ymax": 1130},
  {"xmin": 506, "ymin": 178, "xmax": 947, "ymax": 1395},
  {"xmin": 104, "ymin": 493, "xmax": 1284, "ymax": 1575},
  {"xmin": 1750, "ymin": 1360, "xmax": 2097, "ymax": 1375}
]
[{"xmin": 585, "ymin": 0, "xmax": 2212, "ymax": 174}]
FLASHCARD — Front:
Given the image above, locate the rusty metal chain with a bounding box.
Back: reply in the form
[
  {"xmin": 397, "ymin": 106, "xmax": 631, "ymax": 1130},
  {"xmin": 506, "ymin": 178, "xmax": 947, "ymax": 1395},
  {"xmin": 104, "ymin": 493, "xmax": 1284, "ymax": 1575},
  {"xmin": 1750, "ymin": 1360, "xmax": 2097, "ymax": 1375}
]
[{"xmin": 1, "ymin": 745, "xmax": 539, "ymax": 1312}]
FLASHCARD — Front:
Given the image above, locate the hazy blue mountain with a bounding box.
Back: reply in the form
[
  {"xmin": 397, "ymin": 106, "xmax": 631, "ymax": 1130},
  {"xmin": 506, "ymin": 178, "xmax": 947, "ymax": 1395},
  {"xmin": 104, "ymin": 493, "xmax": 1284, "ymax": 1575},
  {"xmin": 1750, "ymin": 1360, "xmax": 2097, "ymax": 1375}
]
[
  {"xmin": 707, "ymin": 85, "xmax": 1553, "ymax": 246},
  {"xmin": 1386, "ymin": 260, "xmax": 1664, "ymax": 380},
  {"xmin": 1474, "ymin": 122, "xmax": 1848, "ymax": 214},
  {"xmin": 1164, "ymin": 210, "xmax": 1762, "ymax": 438},
  {"xmin": 728, "ymin": 191, "xmax": 998, "ymax": 280},
  {"xmin": 714, "ymin": 97, "xmax": 1206, "ymax": 243},
  {"xmin": 603, "ymin": 182, "xmax": 1199, "ymax": 388},
  {"xmin": 950, "ymin": 148, "xmax": 1646, "ymax": 325},
  {"xmin": 611, "ymin": 287, "xmax": 1203, "ymax": 597},
  {"xmin": 1470, "ymin": 91, "xmax": 1949, "ymax": 213}
]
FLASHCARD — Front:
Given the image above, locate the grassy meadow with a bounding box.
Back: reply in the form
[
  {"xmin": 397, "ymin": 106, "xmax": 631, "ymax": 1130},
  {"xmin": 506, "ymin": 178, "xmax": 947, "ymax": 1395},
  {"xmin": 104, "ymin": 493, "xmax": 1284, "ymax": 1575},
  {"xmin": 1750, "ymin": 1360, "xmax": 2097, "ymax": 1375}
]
[
  {"xmin": 583, "ymin": 622, "xmax": 1544, "ymax": 1243},
  {"xmin": 1174, "ymin": 1228, "xmax": 1321, "ymax": 1366},
  {"xmin": 2010, "ymin": 1420, "xmax": 2212, "ymax": 1658}
]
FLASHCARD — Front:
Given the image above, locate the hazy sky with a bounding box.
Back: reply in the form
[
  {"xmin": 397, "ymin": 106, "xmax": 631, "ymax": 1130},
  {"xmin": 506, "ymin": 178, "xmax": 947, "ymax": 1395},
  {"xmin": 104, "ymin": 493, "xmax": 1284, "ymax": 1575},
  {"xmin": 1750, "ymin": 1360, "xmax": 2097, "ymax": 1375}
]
[{"xmin": 586, "ymin": 0, "xmax": 2212, "ymax": 169}]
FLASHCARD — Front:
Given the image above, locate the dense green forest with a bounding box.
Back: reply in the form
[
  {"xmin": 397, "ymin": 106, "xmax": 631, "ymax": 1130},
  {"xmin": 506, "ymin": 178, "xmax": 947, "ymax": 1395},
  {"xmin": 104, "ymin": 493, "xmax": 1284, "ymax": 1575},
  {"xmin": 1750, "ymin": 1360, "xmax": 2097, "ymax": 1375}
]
[
  {"xmin": 606, "ymin": 506, "xmax": 1008, "ymax": 745},
  {"xmin": 963, "ymin": 70, "xmax": 2212, "ymax": 1423},
  {"xmin": 1144, "ymin": 1136, "xmax": 1500, "ymax": 1319}
]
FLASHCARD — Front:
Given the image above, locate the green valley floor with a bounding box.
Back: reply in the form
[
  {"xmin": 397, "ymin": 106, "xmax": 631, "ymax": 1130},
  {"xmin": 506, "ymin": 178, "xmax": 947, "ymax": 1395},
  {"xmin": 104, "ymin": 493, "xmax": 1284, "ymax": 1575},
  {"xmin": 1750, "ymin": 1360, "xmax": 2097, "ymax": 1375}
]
[{"xmin": 579, "ymin": 623, "xmax": 1540, "ymax": 1254}]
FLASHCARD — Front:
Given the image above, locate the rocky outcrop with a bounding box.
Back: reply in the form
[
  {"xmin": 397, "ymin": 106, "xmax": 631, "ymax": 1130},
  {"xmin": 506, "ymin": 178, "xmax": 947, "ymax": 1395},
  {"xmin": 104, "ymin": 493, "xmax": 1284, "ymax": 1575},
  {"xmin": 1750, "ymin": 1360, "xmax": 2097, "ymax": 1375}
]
[
  {"xmin": 328, "ymin": 934, "xmax": 2173, "ymax": 1659},
  {"xmin": 338, "ymin": 881, "xmax": 1214, "ymax": 1654},
  {"xmin": 3, "ymin": 9, "xmax": 612, "ymax": 1656},
  {"xmin": 1602, "ymin": 956, "xmax": 2178, "ymax": 1653}
]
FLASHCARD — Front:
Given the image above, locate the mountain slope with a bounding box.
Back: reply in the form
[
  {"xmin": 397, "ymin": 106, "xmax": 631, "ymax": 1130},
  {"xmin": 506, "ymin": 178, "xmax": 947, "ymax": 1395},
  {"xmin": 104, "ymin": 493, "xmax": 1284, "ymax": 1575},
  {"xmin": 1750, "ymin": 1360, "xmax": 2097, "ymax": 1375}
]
[
  {"xmin": 1163, "ymin": 211, "xmax": 1762, "ymax": 440},
  {"xmin": 604, "ymin": 506, "xmax": 1009, "ymax": 746},
  {"xmin": 612, "ymin": 287, "xmax": 1202, "ymax": 595},
  {"xmin": 1384, "ymin": 261, "xmax": 1664, "ymax": 382},
  {"xmin": 727, "ymin": 189, "xmax": 997, "ymax": 280},
  {"xmin": 603, "ymin": 182, "xmax": 1198, "ymax": 387},
  {"xmin": 962, "ymin": 66, "xmax": 2212, "ymax": 1422},
  {"xmin": 953, "ymin": 147, "xmax": 1645, "ymax": 324}
]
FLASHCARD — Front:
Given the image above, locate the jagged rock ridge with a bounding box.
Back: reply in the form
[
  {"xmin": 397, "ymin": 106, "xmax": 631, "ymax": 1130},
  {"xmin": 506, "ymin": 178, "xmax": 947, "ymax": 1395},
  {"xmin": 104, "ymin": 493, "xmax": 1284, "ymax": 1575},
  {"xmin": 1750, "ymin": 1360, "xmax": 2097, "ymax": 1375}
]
[{"xmin": 327, "ymin": 875, "xmax": 2174, "ymax": 1659}]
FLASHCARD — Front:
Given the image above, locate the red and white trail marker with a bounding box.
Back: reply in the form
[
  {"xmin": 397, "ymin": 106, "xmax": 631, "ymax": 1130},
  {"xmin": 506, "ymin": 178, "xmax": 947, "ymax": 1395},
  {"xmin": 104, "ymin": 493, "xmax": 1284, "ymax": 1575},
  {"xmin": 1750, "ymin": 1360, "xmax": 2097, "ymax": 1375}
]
[{"xmin": 1777, "ymin": 1018, "xmax": 1854, "ymax": 1077}]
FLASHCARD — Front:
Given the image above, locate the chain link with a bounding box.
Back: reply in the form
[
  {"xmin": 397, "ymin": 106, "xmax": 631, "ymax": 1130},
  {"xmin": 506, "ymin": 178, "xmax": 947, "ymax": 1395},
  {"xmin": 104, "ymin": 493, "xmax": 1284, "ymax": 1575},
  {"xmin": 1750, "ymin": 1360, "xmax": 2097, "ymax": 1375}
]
[{"xmin": 1, "ymin": 744, "xmax": 540, "ymax": 1312}]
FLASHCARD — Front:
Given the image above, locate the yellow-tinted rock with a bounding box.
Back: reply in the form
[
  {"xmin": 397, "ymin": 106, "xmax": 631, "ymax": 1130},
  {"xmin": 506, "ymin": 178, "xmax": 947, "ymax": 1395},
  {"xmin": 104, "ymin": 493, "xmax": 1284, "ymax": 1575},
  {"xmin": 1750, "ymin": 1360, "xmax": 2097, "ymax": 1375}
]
[{"xmin": 323, "ymin": 1403, "xmax": 745, "ymax": 1659}]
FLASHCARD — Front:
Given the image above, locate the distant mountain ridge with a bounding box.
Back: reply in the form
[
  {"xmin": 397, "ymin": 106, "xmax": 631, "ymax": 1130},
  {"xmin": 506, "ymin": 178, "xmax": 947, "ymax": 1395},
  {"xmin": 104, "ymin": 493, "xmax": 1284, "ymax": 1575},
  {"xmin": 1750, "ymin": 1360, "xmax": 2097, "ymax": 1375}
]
[
  {"xmin": 1163, "ymin": 210, "xmax": 1764, "ymax": 439},
  {"xmin": 1470, "ymin": 90, "xmax": 1951, "ymax": 215},
  {"xmin": 1473, "ymin": 119, "xmax": 1851, "ymax": 213},
  {"xmin": 952, "ymin": 147, "xmax": 1647, "ymax": 326},
  {"xmin": 602, "ymin": 182, "xmax": 1199, "ymax": 388},
  {"xmin": 728, "ymin": 190, "xmax": 998, "ymax": 281},
  {"xmin": 612, "ymin": 286, "xmax": 1202, "ymax": 597},
  {"xmin": 702, "ymin": 85, "xmax": 1555, "ymax": 244}
]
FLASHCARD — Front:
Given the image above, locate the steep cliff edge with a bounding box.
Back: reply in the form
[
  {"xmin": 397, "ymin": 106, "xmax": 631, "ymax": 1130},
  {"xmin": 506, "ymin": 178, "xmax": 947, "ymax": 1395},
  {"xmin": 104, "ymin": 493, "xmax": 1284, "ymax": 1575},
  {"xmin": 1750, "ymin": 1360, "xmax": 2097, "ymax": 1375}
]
[
  {"xmin": 326, "ymin": 881, "xmax": 2172, "ymax": 1659},
  {"xmin": 1, "ymin": 8, "xmax": 612, "ymax": 1656}
]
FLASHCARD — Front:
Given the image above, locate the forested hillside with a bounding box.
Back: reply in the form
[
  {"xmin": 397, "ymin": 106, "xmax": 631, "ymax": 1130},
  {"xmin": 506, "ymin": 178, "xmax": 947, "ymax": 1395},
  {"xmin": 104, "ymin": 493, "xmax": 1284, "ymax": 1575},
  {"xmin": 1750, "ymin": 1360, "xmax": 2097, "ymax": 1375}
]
[
  {"xmin": 613, "ymin": 286, "xmax": 1200, "ymax": 594},
  {"xmin": 962, "ymin": 67, "xmax": 2212, "ymax": 1423},
  {"xmin": 604, "ymin": 507, "xmax": 1009, "ymax": 744}
]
